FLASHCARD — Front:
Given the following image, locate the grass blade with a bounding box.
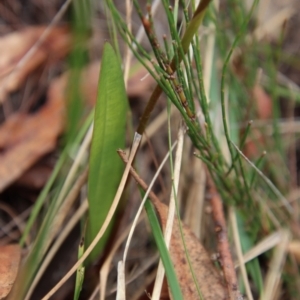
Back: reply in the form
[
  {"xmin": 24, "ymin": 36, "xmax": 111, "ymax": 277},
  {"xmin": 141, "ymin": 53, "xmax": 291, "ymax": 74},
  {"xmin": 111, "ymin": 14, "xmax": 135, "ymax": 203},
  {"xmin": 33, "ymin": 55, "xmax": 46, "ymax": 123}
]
[
  {"xmin": 144, "ymin": 199, "xmax": 183, "ymax": 300},
  {"xmin": 85, "ymin": 42, "xmax": 128, "ymax": 262}
]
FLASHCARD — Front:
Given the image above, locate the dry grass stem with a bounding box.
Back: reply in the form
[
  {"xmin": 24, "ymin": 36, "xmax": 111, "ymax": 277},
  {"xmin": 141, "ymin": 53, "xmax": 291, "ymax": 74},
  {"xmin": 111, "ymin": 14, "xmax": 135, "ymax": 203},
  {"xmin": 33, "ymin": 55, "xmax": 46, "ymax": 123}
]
[
  {"xmin": 235, "ymin": 231, "xmax": 283, "ymax": 268},
  {"xmin": 152, "ymin": 124, "xmax": 185, "ymax": 299},
  {"xmin": 55, "ymin": 123, "xmax": 93, "ymax": 209},
  {"xmin": 116, "ymin": 261, "xmax": 126, "ymax": 300},
  {"xmin": 261, "ymin": 230, "xmax": 290, "ymax": 300},
  {"xmin": 99, "ymin": 216, "xmax": 144, "ymax": 300}
]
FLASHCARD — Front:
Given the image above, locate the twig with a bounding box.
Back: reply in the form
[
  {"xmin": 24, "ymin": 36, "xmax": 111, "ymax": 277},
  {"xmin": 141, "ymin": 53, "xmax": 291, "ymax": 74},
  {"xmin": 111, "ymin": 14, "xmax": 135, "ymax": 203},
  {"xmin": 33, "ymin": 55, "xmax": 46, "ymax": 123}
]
[
  {"xmin": 117, "ymin": 150, "xmax": 166, "ymax": 215},
  {"xmin": 206, "ymin": 171, "xmax": 241, "ymax": 300}
]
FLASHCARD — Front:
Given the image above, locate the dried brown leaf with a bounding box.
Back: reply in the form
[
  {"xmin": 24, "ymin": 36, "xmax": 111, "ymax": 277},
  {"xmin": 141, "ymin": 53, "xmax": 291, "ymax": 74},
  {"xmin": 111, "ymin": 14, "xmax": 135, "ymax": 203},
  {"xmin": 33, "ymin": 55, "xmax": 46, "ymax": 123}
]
[
  {"xmin": 0, "ymin": 26, "xmax": 71, "ymax": 102},
  {"xmin": 0, "ymin": 56, "xmax": 106, "ymax": 192},
  {"xmin": 0, "ymin": 75, "xmax": 65, "ymax": 192},
  {"xmin": 158, "ymin": 201, "xmax": 228, "ymax": 300},
  {"xmin": 0, "ymin": 244, "xmax": 21, "ymax": 299}
]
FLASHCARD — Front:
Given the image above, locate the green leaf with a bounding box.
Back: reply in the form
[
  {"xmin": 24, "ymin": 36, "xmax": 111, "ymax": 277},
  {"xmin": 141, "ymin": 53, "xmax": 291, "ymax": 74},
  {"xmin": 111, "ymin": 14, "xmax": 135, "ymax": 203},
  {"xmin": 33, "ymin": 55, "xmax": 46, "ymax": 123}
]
[{"xmin": 85, "ymin": 43, "xmax": 128, "ymax": 262}]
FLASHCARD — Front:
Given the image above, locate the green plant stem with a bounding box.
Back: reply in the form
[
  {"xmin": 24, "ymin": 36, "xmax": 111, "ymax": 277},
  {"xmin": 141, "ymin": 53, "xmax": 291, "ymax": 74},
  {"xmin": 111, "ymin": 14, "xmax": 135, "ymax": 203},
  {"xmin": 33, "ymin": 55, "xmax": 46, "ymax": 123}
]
[
  {"xmin": 249, "ymin": 151, "xmax": 266, "ymax": 188},
  {"xmin": 226, "ymin": 120, "xmax": 253, "ymax": 176},
  {"xmin": 136, "ymin": 0, "xmax": 212, "ymax": 135},
  {"xmin": 220, "ymin": 0, "xmax": 258, "ymax": 162},
  {"xmin": 136, "ymin": 84, "xmax": 163, "ymax": 134}
]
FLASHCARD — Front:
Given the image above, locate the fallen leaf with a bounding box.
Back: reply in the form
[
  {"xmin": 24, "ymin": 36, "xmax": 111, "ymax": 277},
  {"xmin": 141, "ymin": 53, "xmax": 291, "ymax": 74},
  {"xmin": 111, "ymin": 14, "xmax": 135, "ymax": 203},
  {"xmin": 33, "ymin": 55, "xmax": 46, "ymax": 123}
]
[
  {"xmin": 163, "ymin": 207, "xmax": 227, "ymax": 299},
  {"xmin": 0, "ymin": 244, "xmax": 21, "ymax": 299},
  {"xmin": 0, "ymin": 75, "xmax": 65, "ymax": 192},
  {"xmin": 0, "ymin": 26, "xmax": 71, "ymax": 102}
]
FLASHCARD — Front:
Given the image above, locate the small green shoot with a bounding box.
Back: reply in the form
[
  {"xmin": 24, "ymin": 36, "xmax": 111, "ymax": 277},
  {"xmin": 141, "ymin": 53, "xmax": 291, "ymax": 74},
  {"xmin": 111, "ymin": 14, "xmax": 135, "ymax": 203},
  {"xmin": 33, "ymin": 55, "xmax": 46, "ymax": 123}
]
[{"xmin": 74, "ymin": 238, "xmax": 85, "ymax": 300}]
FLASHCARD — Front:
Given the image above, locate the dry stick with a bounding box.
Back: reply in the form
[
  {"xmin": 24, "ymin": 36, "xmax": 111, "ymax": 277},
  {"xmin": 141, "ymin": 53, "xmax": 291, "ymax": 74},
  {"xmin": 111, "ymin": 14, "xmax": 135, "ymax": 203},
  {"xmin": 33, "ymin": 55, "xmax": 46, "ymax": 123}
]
[
  {"xmin": 206, "ymin": 171, "xmax": 241, "ymax": 300},
  {"xmin": 117, "ymin": 150, "xmax": 166, "ymax": 219}
]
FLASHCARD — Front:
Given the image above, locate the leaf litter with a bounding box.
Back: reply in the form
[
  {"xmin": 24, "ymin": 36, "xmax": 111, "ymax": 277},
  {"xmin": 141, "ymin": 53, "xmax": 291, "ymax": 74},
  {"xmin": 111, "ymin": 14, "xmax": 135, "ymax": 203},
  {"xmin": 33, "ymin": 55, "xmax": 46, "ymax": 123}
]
[{"xmin": 0, "ymin": 26, "xmax": 72, "ymax": 103}]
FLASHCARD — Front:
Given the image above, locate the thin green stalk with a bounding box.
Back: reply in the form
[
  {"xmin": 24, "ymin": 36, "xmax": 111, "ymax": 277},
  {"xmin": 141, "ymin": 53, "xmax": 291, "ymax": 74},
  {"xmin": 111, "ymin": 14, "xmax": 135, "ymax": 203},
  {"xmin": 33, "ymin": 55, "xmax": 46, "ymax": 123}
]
[
  {"xmin": 191, "ymin": 36, "xmax": 225, "ymax": 167},
  {"xmin": 249, "ymin": 151, "xmax": 267, "ymax": 188},
  {"xmin": 73, "ymin": 238, "xmax": 85, "ymax": 300},
  {"xmin": 220, "ymin": 0, "xmax": 259, "ymax": 162},
  {"xmin": 132, "ymin": 0, "xmax": 211, "ymax": 135},
  {"xmin": 20, "ymin": 147, "xmax": 68, "ymax": 247},
  {"xmin": 236, "ymin": 149, "xmax": 252, "ymax": 207},
  {"xmin": 226, "ymin": 120, "xmax": 253, "ymax": 176}
]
